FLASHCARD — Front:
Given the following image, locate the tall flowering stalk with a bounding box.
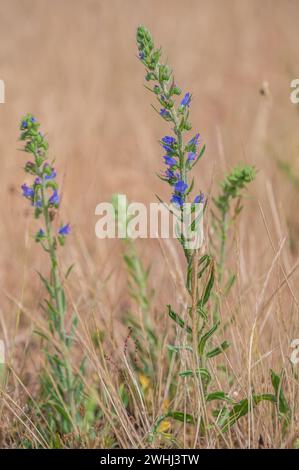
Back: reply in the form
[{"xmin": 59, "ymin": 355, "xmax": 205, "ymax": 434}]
[
  {"xmin": 19, "ymin": 115, "xmax": 85, "ymax": 438},
  {"xmin": 136, "ymin": 27, "xmax": 205, "ymax": 213},
  {"xmin": 136, "ymin": 26, "xmax": 280, "ymax": 440},
  {"xmin": 136, "ymin": 26, "xmax": 208, "ymax": 333},
  {"xmin": 136, "ymin": 25, "xmax": 218, "ymax": 434},
  {"xmin": 136, "ymin": 25, "xmax": 206, "ymax": 307}
]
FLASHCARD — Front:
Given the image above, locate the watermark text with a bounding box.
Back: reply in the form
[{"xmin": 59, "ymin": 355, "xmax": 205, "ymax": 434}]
[{"xmin": 95, "ymin": 195, "xmax": 204, "ymax": 249}]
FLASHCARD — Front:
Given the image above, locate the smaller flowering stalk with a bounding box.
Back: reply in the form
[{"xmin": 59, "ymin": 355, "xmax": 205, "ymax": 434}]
[
  {"xmin": 213, "ymin": 164, "xmax": 256, "ymax": 284},
  {"xmin": 19, "ymin": 114, "xmax": 70, "ymax": 336},
  {"xmin": 18, "ymin": 115, "xmax": 81, "ymax": 435},
  {"xmin": 136, "ymin": 26, "xmax": 205, "ymax": 217}
]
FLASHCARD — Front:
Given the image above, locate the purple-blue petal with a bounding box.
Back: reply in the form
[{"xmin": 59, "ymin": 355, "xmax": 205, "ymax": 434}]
[
  {"xmin": 174, "ymin": 179, "xmax": 188, "ymax": 194},
  {"xmin": 164, "ymin": 156, "xmax": 177, "ymax": 167},
  {"xmin": 180, "ymin": 92, "xmax": 191, "ymax": 107},
  {"xmin": 194, "ymin": 193, "xmax": 205, "ymax": 204},
  {"xmin": 49, "ymin": 190, "xmax": 59, "ymax": 205},
  {"xmin": 171, "ymin": 194, "xmax": 184, "ymax": 207},
  {"xmin": 58, "ymin": 223, "xmax": 71, "ymax": 236}
]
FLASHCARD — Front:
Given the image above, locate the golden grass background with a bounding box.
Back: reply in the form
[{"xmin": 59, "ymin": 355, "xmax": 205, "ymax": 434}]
[{"xmin": 0, "ymin": 0, "xmax": 299, "ymax": 447}]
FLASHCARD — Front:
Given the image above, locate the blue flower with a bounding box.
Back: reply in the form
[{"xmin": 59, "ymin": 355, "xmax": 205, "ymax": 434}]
[
  {"xmin": 189, "ymin": 133, "xmax": 200, "ymax": 147},
  {"xmin": 21, "ymin": 183, "xmax": 34, "ymax": 199},
  {"xmin": 171, "ymin": 194, "xmax": 184, "ymax": 207},
  {"xmin": 187, "ymin": 152, "xmax": 196, "ymax": 163},
  {"xmin": 34, "ymin": 199, "xmax": 43, "ymax": 208},
  {"xmin": 164, "ymin": 155, "xmax": 177, "ymax": 166},
  {"xmin": 160, "ymin": 108, "xmax": 170, "ymax": 118},
  {"xmin": 49, "ymin": 189, "xmax": 59, "ymax": 205},
  {"xmin": 162, "ymin": 136, "xmax": 176, "ymax": 145},
  {"xmin": 21, "ymin": 120, "xmax": 27, "ymax": 130},
  {"xmin": 35, "ymin": 228, "xmax": 45, "ymax": 242},
  {"xmin": 180, "ymin": 92, "xmax": 191, "ymax": 107},
  {"xmin": 58, "ymin": 223, "xmax": 71, "ymax": 236},
  {"xmin": 31, "ymin": 116, "xmax": 37, "ymax": 123},
  {"xmin": 165, "ymin": 168, "xmax": 175, "ymax": 179},
  {"xmin": 34, "ymin": 177, "xmax": 42, "ymax": 185},
  {"xmin": 45, "ymin": 169, "xmax": 57, "ymax": 180},
  {"xmin": 194, "ymin": 193, "xmax": 205, "ymax": 204},
  {"xmin": 139, "ymin": 51, "xmax": 145, "ymax": 60},
  {"xmin": 43, "ymin": 163, "xmax": 56, "ymax": 180},
  {"xmin": 163, "ymin": 144, "xmax": 175, "ymax": 153},
  {"xmin": 174, "ymin": 179, "xmax": 188, "ymax": 194}
]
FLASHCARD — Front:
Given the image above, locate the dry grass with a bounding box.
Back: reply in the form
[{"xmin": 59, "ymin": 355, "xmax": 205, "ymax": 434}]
[{"xmin": 0, "ymin": 0, "xmax": 299, "ymax": 448}]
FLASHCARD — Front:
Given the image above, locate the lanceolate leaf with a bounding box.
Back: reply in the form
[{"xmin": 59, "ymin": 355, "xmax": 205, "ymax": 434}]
[
  {"xmin": 206, "ymin": 340, "xmax": 230, "ymax": 358},
  {"xmin": 205, "ymin": 391, "xmax": 235, "ymax": 404},
  {"xmin": 198, "ymin": 321, "xmax": 220, "ymax": 356},
  {"xmin": 198, "ymin": 265, "xmax": 215, "ymax": 307},
  {"xmin": 167, "ymin": 305, "xmax": 192, "ymax": 334},
  {"xmin": 37, "ymin": 271, "xmax": 55, "ymax": 299},
  {"xmin": 179, "ymin": 367, "xmax": 211, "ymax": 385},
  {"xmin": 215, "ymin": 394, "xmax": 276, "ymax": 433},
  {"xmin": 190, "ymin": 144, "xmax": 206, "ymax": 169},
  {"xmin": 270, "ymin": 369, "xmax": 291, "ymax": 426},
  {"xmin": 197, "ymin": 254, "xmax": 211, "ymax": 279},
  {"xmin": 152, "ymin": 411, "xmax": 195, "ymax": 435}
]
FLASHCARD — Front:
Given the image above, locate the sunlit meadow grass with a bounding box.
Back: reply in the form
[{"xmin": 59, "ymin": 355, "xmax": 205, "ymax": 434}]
[{"xmin": 0, "ymin": 14, "xmax": 298, "ymax": 450}]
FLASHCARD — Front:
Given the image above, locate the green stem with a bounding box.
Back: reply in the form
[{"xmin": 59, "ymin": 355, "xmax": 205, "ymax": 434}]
[{"xmin": 39, "ymin": 176, "xmax": 65, "ymax": 339}]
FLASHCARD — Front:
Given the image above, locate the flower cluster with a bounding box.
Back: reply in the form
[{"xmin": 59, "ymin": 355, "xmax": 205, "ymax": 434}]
[
  {"xmin": 136, "ymin": 26, "xmax": 205, "ymax": 208},
  {"xmin": 19, "ymin": 114, "xmax": 70, "ymax": 244}
]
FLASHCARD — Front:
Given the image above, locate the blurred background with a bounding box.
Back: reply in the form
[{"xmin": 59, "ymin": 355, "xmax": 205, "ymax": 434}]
[{"xmin": 0, "ymin": 0, "xmax": 299, "ymax": 339}]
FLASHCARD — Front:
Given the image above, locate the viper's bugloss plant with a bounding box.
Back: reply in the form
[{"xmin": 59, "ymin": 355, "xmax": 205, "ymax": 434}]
[
  {"xmin": 20, "ymin": 115, "xmax": 70, "ymax": 314},
  {"xmin": 136, "ymin": 25, "xmax": 206, "ymax": 291},
  {"xmin": 136, "ymin": 26, "xmax": 205, "ymax": 212},
  {"xmin": 136, "ymin": 26, "xmax": 283, "ymax": 441},
  {"xmin": 19, "ymin": 115, "xmax": 89, "ymax": 442}
]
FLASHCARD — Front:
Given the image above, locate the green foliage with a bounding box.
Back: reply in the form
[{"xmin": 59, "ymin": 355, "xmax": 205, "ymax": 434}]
[
  {"xmin": 212, "ymin": 164, "xmax": 256, "ymax": 285},
  {"xmin": 19, "ymin": 116, "xmax": 97, "ymax": 443},
  {"xmin": 270, "ymin": 369, "xmax": 291, "ymax": 431},
  {"xmin": 214, "ymin": 165, "xmax": 256, "ymax": 214},
  {"xmin": 151, "ymin": 368, "xmax": 290, "ymax": 438}
]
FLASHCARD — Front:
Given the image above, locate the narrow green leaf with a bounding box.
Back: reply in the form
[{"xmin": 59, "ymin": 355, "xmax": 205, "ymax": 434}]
[
  {"xmin": 224, "ymin": 274, "xmax": 236, "ymax": 295},
  {"xmin": 167, "ymin": 305, "xmax": 192, "ymax": 334},
  {"xmin": 198, "ymin": 265, "xmax": 215, "ymax": 307},
  {"xmin": 179, "ymin": 368, "xmax": 211, "ymax": 385},
  {"xmin": 205, "ymin": 391, "xmax": 234, "ymax": 404},
  {"xmin": 37, "ymin": 271, "xmax": 55, "ymax": 299},
  {"xmin": 206, "ymin": 340, "xmax": 230, "ymax": 358},
  {"xmin": 198, "ymin": 321, "xmax": 220, "ymax": 356},
  {"xmin": 65, "ymin": 263, "xmax": 75, "ymax": 279},
  {"xmin": 270, "ymin": 369, "xmax": 291, "ymax": 424}
]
